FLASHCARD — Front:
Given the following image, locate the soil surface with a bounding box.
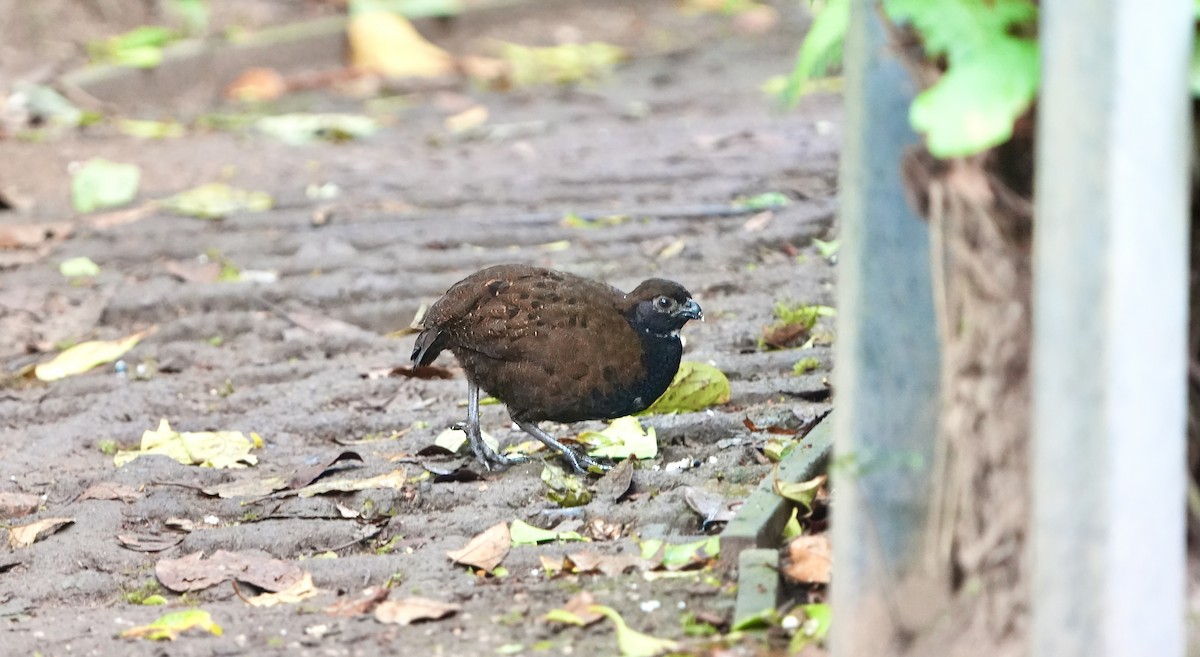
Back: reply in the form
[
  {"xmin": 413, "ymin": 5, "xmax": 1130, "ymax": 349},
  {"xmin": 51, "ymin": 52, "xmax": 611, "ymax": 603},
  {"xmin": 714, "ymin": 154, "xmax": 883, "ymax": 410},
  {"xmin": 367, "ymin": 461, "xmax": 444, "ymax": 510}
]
[{"xmin": 0, "ymin": 1, "xmax": 839, "ymax": 654}]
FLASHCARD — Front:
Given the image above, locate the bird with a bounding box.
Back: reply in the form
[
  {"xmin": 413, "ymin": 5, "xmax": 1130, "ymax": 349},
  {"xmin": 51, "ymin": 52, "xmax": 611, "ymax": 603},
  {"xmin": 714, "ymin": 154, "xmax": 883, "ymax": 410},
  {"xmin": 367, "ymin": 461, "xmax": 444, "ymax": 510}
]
[{"xmin": 412, "ymin": 263, "xmax": 702, "ymax": 473}]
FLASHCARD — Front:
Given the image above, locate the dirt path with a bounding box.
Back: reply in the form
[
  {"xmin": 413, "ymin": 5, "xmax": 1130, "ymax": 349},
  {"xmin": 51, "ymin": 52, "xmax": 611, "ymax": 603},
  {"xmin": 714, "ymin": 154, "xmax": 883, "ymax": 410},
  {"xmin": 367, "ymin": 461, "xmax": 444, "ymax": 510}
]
[{"xmin": 0, "ymin": 2, "xmax": 839, "ymax": 654}]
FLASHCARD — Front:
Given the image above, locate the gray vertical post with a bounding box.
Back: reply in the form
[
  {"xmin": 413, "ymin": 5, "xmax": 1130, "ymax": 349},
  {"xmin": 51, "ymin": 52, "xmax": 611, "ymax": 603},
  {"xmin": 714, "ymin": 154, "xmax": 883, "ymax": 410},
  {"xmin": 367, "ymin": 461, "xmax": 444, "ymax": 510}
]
[
  {"xmin": 1033, "ymin": 1, "xmax": 1192, "ymax": 656},
  {"xmin": 830, "ymin": 1, "xmax": 942, "ymax": 655}
]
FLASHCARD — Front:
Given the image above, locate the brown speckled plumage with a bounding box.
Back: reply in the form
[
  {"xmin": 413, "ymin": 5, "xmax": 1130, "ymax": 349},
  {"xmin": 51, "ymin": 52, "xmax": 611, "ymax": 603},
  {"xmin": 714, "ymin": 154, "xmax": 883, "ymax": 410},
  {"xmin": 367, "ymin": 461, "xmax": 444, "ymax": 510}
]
[{"xmin": 412, "ymin": 263, "xmax": 702, "ymax": 472}]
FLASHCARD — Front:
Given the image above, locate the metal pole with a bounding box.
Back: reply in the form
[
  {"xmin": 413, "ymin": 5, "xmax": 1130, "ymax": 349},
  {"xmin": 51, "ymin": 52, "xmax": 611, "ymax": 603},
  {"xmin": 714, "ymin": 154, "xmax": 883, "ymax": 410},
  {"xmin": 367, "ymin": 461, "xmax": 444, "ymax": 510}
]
[
  {"xmin": 1033, "ymin": 1, "xmax": 1192, "ymax": 655},
  {"xmin": 830, "ymin": 1, "xmax": 942, "ymax": 654}
]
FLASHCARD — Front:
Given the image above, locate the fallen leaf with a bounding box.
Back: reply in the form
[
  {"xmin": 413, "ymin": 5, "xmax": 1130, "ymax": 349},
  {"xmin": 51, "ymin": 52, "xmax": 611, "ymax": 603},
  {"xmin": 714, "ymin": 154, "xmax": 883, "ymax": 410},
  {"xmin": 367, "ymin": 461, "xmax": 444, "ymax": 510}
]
[
  {"xmin": 500, "ymin": 41, "xmax": 625, "ymax": 88},
  {"xmin": 446, "ymin": 521, "xmax": 510, "ymax": 572},
  {"xmin": 590, "ymin": 605, "xmax": 680, "ymax": 657},
  {"xmin": 161, "ymin": 183, "xmax": 272, "ymax": 219},
  {"xmin": 577, "ymin": 416, "xmax": 657, "ymax": 460},
  {"xmin": 595, "ymin": 456, "xmax": 634, "ymax": 502},
  {"xmin": 582, "ymin": 517, "xmax": 624, "ymax": 541},
  {"xmin": 120, "ymin": 609, "xmax": 223, "ymax": 641},
  {"xmin": 8, "ymin": 517, "xmax": 73, "ymax": 547},
  {"xmin": 734, "ymin": 191, "xmax": 790, "ymax": 210},
  {"xmin": 202, "ymin": 475, "xmax": 287, "ymax": 499},
  {"xmin": 782, "ymin": 534, "xmax": 831, "ymax": 584},
  {"xmin": 0, "ymin": 222, "xmax": 74, "ymax": 249},
  {"xmin": 117, "ymin": 533, "xmax": 185, "ymax": 553},
  {"xmin": 325, "ymin": 585, "xmax": 389, "ymax": 617},
  {"xmin": 117, "ymin": 119, "xmax": 186, "ymax": 139},
  {"xmin": 245, "ymin": 572, "xmax": 320, "ymax": 607},
  {"xmin": 787, "ymin": 603, "xmax": 832, "ymax": 653},
  {"xmin": 544, "ymin": 590, "xmax": 602, "ymax": 626},
  {"xmin": 58, "ymin": 256, "xmax": 100, "ymax": 278},
  {"xmin": 0, "ymin": 492, "xmax": 41, "ymax": 519},
  {"xmin": 225, "ymin": 67, "xmax": 288, "ymax": 102},
  {"xmin": 773, "ymin": 473, "xmax": 827, "ymax": 515},
  {"xmin": 540, "ymin": 464, "xmax": 591, "ymax": 507},
  {"xmin": 348, "ymin": 3, "xmax": 454, "ymax": 79},
  {"xmin": 564, "ymin": 550, "xmax": 650, "ymax": 576},
  {"xmin": 114, "ymin": 419, "xmax": 260, "ymax": 469},
  {"xmin": 283, "ymin": 311, "xmax": 374, "ymax": 339},
  {"xmin": 640, "ymin": 361, "xmax": 730, "ymax": 415},
  {"xmin": 77, "ymin": 482, "xmax": 141, "ymax": 503},
  {"xmin": 432, "ymin": 427, "xmax": 498, "ymax": 455},
  {"xmin": 510, "ymin": 519, "xmax": 586, "ymax": 546},
  {"xmin": 460, "ymin": 55, "xmax": 510, "ymax": 88},
  {"xmin": 257, "ymin": 113, "xmax": 379, "ymax": 145},
  {"xmin": 422, "ymin": 460, "xmax": 484, "ymax": 483},
  {"xmin": 295, "ymin": 468, "xmax": 406, "ymax": 497},
  {"xmin": 35, "ymin": 328, "xmax": 151, "ymax": 381},
  {"xmin": 288, "ymin": 451, "xmax": 364, "ymax": 489},
  {"xmin": 72, "ymin": 158, "xmax": 140, "ymax": 213},
  {"xmin": 444, "ymin": 105, "xmax": 488, "ymax": 133},
  {"xmin": 639, "ymin": 536, "xmax": 720, "ymax": 571},
  {"xmin": 375, "ymin": 596, "xmax": 461, "ymax": 625},
  {"xmin": 164, "ymin": 259, "xmax": 221, "ymax": 283},
  {"xmin": 156, "ymin": 550, "xmax": 304, "ymax": 592},
  {"xmin": 90, "ymin": 25, "xmax": 173, "ymax": 69},
  {"xmin": 682, "ymin": 486, "xmax": 736, "ymax": 530},
  {"xmin": 362, "ymin": 364, "xmax": 455, "ymax": 380}
]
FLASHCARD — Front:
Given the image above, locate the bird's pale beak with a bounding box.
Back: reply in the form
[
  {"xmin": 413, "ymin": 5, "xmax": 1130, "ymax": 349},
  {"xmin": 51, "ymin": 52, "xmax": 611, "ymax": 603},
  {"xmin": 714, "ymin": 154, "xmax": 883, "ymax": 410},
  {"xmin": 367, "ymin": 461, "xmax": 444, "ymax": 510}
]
[{"xmin": 678, "ymin": 299, "xmax": 703, "ymax": 321}]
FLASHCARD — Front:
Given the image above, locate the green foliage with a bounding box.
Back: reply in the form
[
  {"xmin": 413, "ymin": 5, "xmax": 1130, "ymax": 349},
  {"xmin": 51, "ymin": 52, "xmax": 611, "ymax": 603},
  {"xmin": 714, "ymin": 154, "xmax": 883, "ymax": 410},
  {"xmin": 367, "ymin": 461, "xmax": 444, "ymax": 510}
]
[
  {"xmin": 887, "ymin": 0, "xmax": 1039, "ymax": 157},
  {"xmin": 785, "ymin": 0, "xmax": 1039, "ymax": 158},
  {"xmin": 71, "ymin": 159, "xmax": 140, "ymax": 213}
]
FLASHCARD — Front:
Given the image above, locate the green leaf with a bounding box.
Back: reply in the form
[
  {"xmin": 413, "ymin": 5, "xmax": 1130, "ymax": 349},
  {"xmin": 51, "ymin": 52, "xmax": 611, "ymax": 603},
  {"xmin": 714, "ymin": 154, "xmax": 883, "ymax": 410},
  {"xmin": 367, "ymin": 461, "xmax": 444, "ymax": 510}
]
[
  {"xmin": 161, "ymin": 182, "xmax": 272, "ymax": 219},
  {"xmin": 509, "ymin": 519, "xmax": 586, "ymax": 546},
  {"xmin": 433, "ymin": 427, "xmax": 499, "ymax": 455},
  {"xmin": 774, "ymin": 473, "xmax": 827, "ymax": 514},
  {"xmin": 119, "ymin": 119, "xmax": 186, "ymax": 139},
  {"xmin": 792, "ymin": 357, "xmax": 820, "ymax": 375},
  {"xmin": 589, "ymin": 605, "xmax": 680, "ymax": 657},
  {"xmin": 788, "ymin": 603, "xmax": 832, "ymax": 653},
  {"xmin": 92, "ymin": 26, "xmax": 175, "ymax": 69},
  {"xmin": 781, "ymin": 0, "xmax": 849, "ymax": 106},
  {"xmin": 169, "ymin": 0, "xmax": 209, "ymax": 35},
  {"xmin": 909, "ymin": 39, "xmax": 1039, "ymax": 157},
  {"xmin": 639, "ymin": 535, "xmax": 720, "ymax": 570},
  {"xmin": 544, "ymin": 609, "xmax": 587, "ymax": 626},
  {"xmin": 540, "ymin": 464, "xmax": 592, "ymax": 507},
  {"xmin": 733, "ymin": 191, "xmax": 790, "ymax": 210},
  {"xmin": 640, "ymin": 361, "xmax": 731, "ymax": 415},
  {"xmin": 577, "ymin": 416, "xmax": 657, "ymax": 460},
  {"xmin": 120, "ymin": 609, "xmax": 223, "ymax": 640},
  {"xmin": 59, "ymin": 256, "xmax": 101, "ymax": 278},
  {"xmin": 256, "ymin": 113, "xmax": 378, "ymax": 145},
  {"xmin": 811, "ymin": 237, "xmax": 840, "ymax": 258},
  {"xmin": 884, "ymin": 0, "xmax": 1039, "ymax": 157},
  {"xmin": 71, "ymin": 158, "xmax": 140, "ymax": 213}
]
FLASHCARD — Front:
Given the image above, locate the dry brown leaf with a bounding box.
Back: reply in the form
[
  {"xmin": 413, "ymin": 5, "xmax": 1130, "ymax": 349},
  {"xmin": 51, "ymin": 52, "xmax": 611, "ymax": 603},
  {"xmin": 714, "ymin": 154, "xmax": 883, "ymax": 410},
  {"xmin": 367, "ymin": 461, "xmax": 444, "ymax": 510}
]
[
  {"xmin": 245, "ymin": 572, "xmax": 319, "ymax": 607},
  {"xmin": 562, "ymin": 590, "xmax": 603, "ymax": 626},
  {"xmin": 0, "ymin": 492, "xmax": 41, "ymax": 519},
  {"xmin": 8, "ymin": 517, "xmax": 73, "ymax": 548},
  {"xmin": 595, "ymin": 458, "xmax": 634, "ymax": 502},
  {"xmin": 582, "ymin": 518, "xmax": 624, "ymax": 541},
  {"xmin": 325, "ymin": 585, "xmax": 389, "ymax": 617},
  {"xmin": 226, "ymin": 67, "xmax": 288, "ymax": 102},
  {"xmin": 782, "ymin": 534, "xmax": 831, "ymax": 584},
  {"xmin": 374, "ymin": 596, "xmax": 460, "ymax": 625},
  {"xmin": 446, "ymin": 522, "xmax": 510, "ymax": 572},
  {"xmin": 77, "ymin": 481, "xmax": 141, "ymax": 503},
  {"xmin": 0, "ymin": 222, "xmax": 74, "ymax": 249},
  {"xmin": 117, "ymin": 533, "xmax": 185, "ymax": 553},
  {"xmin": 295, "ymin": 468, "xmax": 407, "ymax": 497},
  {"xmin": 287, "ymin": 451, "xmax": 364, "ymax": 490},
  {"xmin": 164, "ymin": 260, "xmax": 221, "ymax": 283},
  {"xmin": 565, "ymin": 550, "xmax": 651, "ymax": 577},
  {"xmin": 348, "ymin": 11, "xmax": 454, "ymax": 79},
  {"xmin": 156, "ymin": 549, "xmax": 304, "ymax": 592},
  {"xmin": 444, "ymin": 105, "xmax": 488, "ymax": 133},
  {"xmin": 459, "ymin": 55, "xmax": 510, "ymax": 88}
]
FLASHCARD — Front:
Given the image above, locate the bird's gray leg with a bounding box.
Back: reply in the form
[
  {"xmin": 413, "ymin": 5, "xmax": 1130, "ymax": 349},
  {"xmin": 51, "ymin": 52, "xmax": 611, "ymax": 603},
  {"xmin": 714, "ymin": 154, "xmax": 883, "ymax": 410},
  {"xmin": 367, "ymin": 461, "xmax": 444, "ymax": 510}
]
[
  {"xmin": 515, "ymin": 420, "xmax": 611, "ymax": 474},
  {"xmin": 464, "ymin": 382, "xmax": 527, "ymax": 470}
]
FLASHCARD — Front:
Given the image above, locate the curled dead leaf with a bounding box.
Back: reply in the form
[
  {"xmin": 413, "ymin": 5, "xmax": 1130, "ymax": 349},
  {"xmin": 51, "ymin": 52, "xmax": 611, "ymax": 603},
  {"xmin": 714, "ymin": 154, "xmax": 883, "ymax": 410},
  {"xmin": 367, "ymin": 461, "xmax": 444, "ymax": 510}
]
[
  {"xmin": 446, "ymin": 522, "xmax": 510, "ymax": 572},
  {"xmin": 374, "ymin": 597, "xmax": 460, "ymax": 625},
  {"xmin": 8, "ymin": 517, "xmax": 74, "ymax": 548},
  {"xmin": 782, "ymin": 534, "xmax": 831, "ymax": 584},
  {"xmin": 156, "ymin": 550, "xmax": 304, "ymax": 592}
]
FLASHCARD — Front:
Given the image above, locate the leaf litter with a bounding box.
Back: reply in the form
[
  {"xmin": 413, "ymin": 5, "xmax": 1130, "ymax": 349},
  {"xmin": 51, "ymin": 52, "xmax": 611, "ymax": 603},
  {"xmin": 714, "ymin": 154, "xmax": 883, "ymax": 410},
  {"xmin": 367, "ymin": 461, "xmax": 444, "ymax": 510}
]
[
  {"xmin": 34, "ymin": 327, "xmax": 152, "ymax": 381},
  {"xmin": 639, "ymin": 361, "xmax": 731, "ymax": 415},
  {"xmin": 120, "ymin": 609, "xmax": 223, "ymax": 641},
  {"xmin": 155, "ymin": 549, "xmax": 304, "ymax": 592},
  {"xmin": 374, "ymin": 597, "xmax": 461, "ymax": 625},
  {"xmin": 8, "ymin": 517, "xmax": 74, "ymax": 548},
  {"xmin": 114, "ymin": 419, "xmax": 262, "ymax": 469}
]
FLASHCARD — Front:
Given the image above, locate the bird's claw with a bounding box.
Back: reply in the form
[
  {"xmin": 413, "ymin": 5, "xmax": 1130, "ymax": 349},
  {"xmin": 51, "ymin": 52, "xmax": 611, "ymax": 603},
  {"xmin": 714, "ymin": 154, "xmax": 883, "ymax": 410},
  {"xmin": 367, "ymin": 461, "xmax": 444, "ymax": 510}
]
[
  {"xmin": 470, "ymin": 439, "xmax": 529, "ymax": 472},
  {"xmin": 559, "ymin": 447, "xmax": 611, "ymax": 475}
]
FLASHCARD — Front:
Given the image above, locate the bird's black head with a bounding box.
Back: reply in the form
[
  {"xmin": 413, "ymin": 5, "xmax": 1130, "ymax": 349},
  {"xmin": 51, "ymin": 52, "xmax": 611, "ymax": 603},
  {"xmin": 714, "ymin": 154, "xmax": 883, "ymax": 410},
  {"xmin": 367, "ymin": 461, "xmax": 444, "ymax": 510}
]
[{"xmin": 624, "ymin": 278, "xmax": 702, "ymax": 338}]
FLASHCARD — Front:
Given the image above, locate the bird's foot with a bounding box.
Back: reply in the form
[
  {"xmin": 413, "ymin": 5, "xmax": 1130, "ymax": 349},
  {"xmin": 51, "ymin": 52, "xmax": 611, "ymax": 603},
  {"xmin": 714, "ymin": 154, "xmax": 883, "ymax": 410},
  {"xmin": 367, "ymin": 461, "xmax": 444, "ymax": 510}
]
[
  {"xmin": 555, "ymin": 445, "xmax": 612, "ymax": 475},
  {"xmin": 456, "ymin": 423, "xmax": 529, "ymax": 471}
]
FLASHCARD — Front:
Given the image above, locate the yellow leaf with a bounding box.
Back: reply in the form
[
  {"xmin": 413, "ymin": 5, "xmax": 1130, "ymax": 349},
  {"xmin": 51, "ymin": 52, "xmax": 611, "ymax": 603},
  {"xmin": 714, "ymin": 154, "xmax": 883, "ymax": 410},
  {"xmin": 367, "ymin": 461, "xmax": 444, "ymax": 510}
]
[
  {"xmin": 639, "ymin": 361, "xmax": 730, "ymax": 415},
  {"xmin": 444, "ymin": 105, "xmax": 488, "ymax": 133},
  {"xmin": 246, "ymin": 572, "xmax": 319, "ymax": 607},
  {"xmin": 35, "ymin": 328, "xmax": 151, "ymax": 381},
  {"xmin": 114, "ymin": 419, "xmax": 260, "ymax": 469},
  {"xmin": 348, "ymin": 4, "xmax": 454, "ymax": 79},
  {"xmin": 121, "ymin": 610, "xmax": 223, "ymax": 641},
  {"xmin": 590, "ymin": 605, "xmax": 680, "ymax": 657},
  {"xmin": 577, "ymin": 417, "xmax": 657, "ymax": 460}
]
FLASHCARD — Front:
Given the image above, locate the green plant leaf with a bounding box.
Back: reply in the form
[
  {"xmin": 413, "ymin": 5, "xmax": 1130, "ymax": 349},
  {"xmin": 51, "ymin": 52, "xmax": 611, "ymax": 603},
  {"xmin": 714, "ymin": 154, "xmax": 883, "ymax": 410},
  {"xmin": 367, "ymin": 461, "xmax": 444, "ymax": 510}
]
[
  {"xmin": 640, "ymin": 361, "xmax": 730, "ymax": 415},
  {"xmin": 781, "ymin": 0, "xmax": 849, "ymax": 106},
  {"xmin": 909, "ymin": 38, "xmax": 1039, "ymax": 157},
  {"xmin": 59, "ymin": 256, "xmax": 101, "ymax": 278},
  {"xmin": 787, "ymin": 603, "xmax": 832, "ymax": 653},
  {"xmin": 71, "ymin": 159, "xmax": 140, "ymax": 213},
  {"xmin": 885, "ymin": 0, "xmax": 1039, "ymax": 157},
  {"xmin": 540, "ymin": 464, "xmax": 592, "ymax": 507},
  {"xmin": 509, "ymin": 519, "xmax": 586, "ymax": 546},
  {"xmin": 256, "ymin": 113, "xmax": 378, "ymax": 145},
  {"xmin": 120, "ymin": 609, "xmax": 223, "ymax": 640},
  {"xmin": 589, "ymin": 605, "xmax": 680, "ymax": 657},
  {"xmin": 161, "ymin": 182, "xmax": 272, "ymax": 219},
  {"xmin": 577, "ymin": 416, "xmax": 657, "ymax": 460},
  {"xmin": 638, "ymin": 535, "xmax": 720, "ymax": 570}
]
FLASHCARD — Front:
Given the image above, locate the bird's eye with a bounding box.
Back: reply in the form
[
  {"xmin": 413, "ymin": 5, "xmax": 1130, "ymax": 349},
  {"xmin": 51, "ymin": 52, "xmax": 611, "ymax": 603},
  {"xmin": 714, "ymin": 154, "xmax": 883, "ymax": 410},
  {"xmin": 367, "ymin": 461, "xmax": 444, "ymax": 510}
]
[{"xmin": 655, "ymin": 296, "xmax": 673, "ymax": 310}]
